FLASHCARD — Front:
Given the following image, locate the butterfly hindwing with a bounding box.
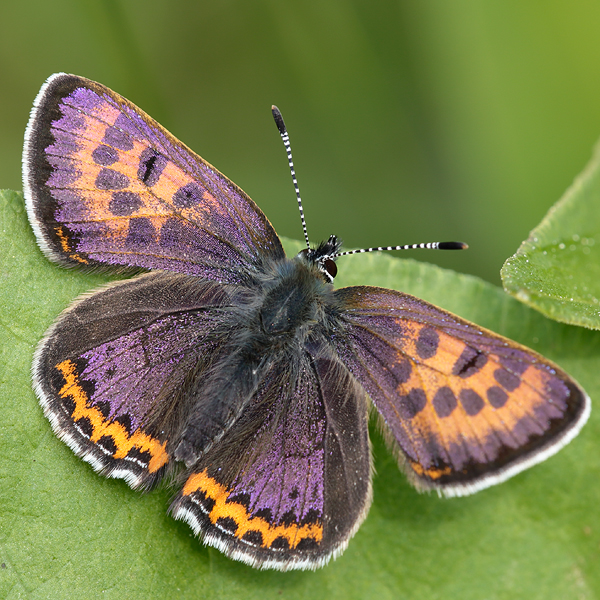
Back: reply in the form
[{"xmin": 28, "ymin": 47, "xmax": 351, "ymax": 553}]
[
  {"xmin": 333, "ymin": 286, "xmax": 590, "ymax": 496},
  {"xmin": 23, "ymin": 73, "xmax": 285, "ymax": 283},
  {"xmin": 171, "ymin": 339, "xmax": 372, "ymax": 570},
  {"xmin": 34, "ymin": 271, "xmax": 235, "ymax": 489}
]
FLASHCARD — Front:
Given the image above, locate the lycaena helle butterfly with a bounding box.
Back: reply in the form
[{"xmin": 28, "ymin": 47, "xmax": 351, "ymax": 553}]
[{"xmin": 23, "ymin": 73, "xmax": 590, "ymax": 570}]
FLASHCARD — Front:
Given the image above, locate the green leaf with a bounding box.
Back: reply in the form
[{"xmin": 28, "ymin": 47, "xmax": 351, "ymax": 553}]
[
  {"xmin": 1, "ymin": 189, "xmax": 599, "ymax": 599},
  {"xmin": 501, "ymin": 142, "xmax": 600, "ymax": 330}
]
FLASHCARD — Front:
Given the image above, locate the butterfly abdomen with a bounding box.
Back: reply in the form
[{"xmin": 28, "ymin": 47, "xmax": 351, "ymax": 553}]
[{"xmin": 172, "ymin": 260, "xmax": 336, "ymax": 466}]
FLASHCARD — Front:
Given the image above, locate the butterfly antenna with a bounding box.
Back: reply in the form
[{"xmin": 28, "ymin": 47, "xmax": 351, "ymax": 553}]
[
  {"xmin": 334, "ymin": 240, "xmax": 468, "ymax": 258},
  {"xmin": 272, "ymin": 106, "xmax": 311, "ymax": 249}
]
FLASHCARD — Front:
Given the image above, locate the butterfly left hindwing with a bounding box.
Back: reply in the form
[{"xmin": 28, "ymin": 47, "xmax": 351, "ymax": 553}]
[
  {"xmin": 23, "ymin": 72, "xmax": 590, "ymax": 571},
  {"xmin": 33, "ymin": 272, "xmax": 233, "ymax": 489}
]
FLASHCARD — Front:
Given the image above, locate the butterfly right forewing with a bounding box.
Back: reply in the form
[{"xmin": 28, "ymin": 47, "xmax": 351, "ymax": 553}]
[{"xmin": 333, "ymin": 285, "xmax": 590, "ymax": 497}]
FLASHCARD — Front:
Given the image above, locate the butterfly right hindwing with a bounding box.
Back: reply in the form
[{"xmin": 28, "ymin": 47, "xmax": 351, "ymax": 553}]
[{"xmin": 171, "ymin": 339, "xmax": 372, "ymax": 570}]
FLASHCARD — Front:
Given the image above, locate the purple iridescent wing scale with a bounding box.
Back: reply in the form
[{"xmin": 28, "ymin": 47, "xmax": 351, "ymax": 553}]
[
  {"xmin": 23, "ymin": 73, "xmax": 284, "ymax": 284},
  {"xmin": 170, "ymin": 339, "xmax": 372, "ymax": 570},
  {"xmin": 33, "ymin": 272, "xmax": 234, "ymax": 489},
  {"xmin": 332, "ymin": 286, "xmax": 590, "ymax": 496}
]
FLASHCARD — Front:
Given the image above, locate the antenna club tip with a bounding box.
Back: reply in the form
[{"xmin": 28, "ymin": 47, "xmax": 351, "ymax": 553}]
[
  {"xmin": 271, "ymin": 105, "xmax": 287, "ymax": 135},
  {"xmin": 439, "ymin": 241, "xmax": 468, "ymax": 250}
]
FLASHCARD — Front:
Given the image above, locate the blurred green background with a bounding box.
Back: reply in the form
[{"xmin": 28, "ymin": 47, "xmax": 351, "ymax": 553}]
[
  {"xmin": 2, "ymin": 2, "xmax": 600, "ymax": 598},
  {"xmin": 3, "ymin": 1, "xmax": 600, "ymax": 284}
]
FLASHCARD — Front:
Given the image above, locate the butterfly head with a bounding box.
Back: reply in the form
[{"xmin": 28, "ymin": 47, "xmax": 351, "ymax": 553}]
[{"xmin": 296, "ymin": 234, "xmax": 342, "ymax": 283}]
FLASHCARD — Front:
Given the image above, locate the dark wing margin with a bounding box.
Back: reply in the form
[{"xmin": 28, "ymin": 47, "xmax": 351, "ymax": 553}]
[
  {"xmin": 333, "ymin": 285, "xmax": 590, "ymax": 497},
  {"xmin": 170, "ymin": 339, "xmax": 372, "ymax": 570},
  {"xmin": 23, "ymin": 73, "xmax": 285, "ymax": 284},
  {"xmin": 32, "ymin": 272, "xmax": 233, "ymax": 490}
]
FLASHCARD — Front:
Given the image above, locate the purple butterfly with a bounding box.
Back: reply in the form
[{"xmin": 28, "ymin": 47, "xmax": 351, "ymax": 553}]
[{"xmin": 23, "ymin": 74, "xmax": 589, "ymax": 570}]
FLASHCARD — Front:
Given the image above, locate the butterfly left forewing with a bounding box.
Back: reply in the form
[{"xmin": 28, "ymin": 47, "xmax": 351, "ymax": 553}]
[
  {"xmin": 333, "ymin": 286, "xmax": 590, "ymax": 496},
  {"xmin": 23, "ymin": 73, "xmax": 284, "ymax": 283},
  {"xmin": 171, "ymin": 340, "xmax": 371, "ymax": 570}
]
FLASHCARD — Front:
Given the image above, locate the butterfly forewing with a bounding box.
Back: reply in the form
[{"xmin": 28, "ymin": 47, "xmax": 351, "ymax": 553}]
[
  {"xmin": 23, "ymin": 73, "xmax": 284, "ymax": 283},
  {"xmin": 333, "ymin": 286, "xmax": 590, "ymax": 496}
]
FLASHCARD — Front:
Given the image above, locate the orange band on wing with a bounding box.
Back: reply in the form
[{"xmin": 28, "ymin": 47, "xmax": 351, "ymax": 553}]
[
  {"xmin": 56, "ymin": 359, "xmax": 168, "ymax": 472},
  {"xmin": 54, "ymin": 226, "xmax": 89, "ymax": 264},
  {"xmin": 409, "ymin": 462, "xmax": 453, "ymax": 480},
  {"xmin": 183, "ymin": 470, "xmax": 323, "ymax": 549}
]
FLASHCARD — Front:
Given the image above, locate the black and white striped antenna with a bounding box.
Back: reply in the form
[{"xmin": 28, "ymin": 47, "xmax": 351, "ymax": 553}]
[
  {"xmin": 334, "ymin": 241, "xmax": 467, "ymax": 257},
  {"xmin": 272, "ymin": 106, "xmax": 467, "ymax": 258},
  {"xmin": 272, "ymin": 105, "xmax": 311, "ymax": 250}
]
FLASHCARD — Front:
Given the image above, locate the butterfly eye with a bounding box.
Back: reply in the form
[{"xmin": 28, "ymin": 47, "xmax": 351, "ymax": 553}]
[{"xmin": 323, "ymin": 258, "xmax": 337, "ymax": 279}]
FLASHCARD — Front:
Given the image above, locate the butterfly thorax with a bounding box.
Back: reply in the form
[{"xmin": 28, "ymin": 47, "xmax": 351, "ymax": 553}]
[
  {"xmin": 258, "ymin": 251, "xmax": 336, "ymax": 337},
  {"xmin": 172, "ymin": 256, "xmax": 338, "ymax": 467}
]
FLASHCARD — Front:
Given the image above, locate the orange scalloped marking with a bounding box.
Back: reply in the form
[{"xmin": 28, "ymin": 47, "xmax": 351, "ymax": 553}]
[
  {"xmin": 54, "ymin": 226, "xmax": 88, "ymax": 264},
  {"xmin": 56, "ymin": 359, "xmax": 168, "ymax": 472},
  {"xmin": 183, "ymin": 470, "xmax": 323, "ymax": 549}
]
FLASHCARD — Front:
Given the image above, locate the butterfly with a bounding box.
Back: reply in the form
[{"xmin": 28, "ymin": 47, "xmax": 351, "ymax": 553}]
[{"xmin": 23, "ymin": 73, "xmax": 590, "ymax": 571}]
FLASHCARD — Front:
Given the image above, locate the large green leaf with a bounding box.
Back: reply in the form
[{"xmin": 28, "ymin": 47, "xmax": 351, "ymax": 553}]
[
  {"xmin": 1, "ymin": 189, "xmax": 598, "ymax": 599},
  {"xmin": 502, "ymin": 142, "xmax": 600, "ymax": 330}
]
